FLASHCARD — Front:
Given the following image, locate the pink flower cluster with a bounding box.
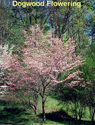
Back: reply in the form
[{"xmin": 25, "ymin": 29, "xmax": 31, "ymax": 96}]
[{"xmin": 0, "ymin": 26, "xmax": 84, "ymax": 90}]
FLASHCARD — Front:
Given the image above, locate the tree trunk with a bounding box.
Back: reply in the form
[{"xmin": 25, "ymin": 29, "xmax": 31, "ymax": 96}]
[
  {"xmin": 84, "ymin": 107, "xmax": 86, "ymax": 118},
  {"xmin": 42, "ymin": 98, "xmax": 46, "ymax": 121},
  {"xmin": 91, "ymin": 109, "xmax": 95, "ymax": 122},
  {"xmin": 34, "ymin": 105, "xmax": 37, "ymax": 115},
  {"xmin": 91, "ymin": 115, "xmax": 94, "ymax": 122},
  {"xmin": 79, "ymin": 109, "xmax": 82, "ymax": 120},
  {"xmin": 29, "ymin": 15, "xmax": 32, "ymax": 25},
  {"xmin": 89, "ymin": 107, "xmax": 95, "ymax": 122},
  {"xmin": 79, "ymin": 102, "xmax": 83, "ymax": 120},
  {"xmin": 75, "ymin": 102, "xmax": 77, "ymax": 120}
]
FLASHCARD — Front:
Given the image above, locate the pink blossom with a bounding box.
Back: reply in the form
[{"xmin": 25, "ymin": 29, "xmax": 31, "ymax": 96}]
[{"xmin": 1, "ymin": 26, "xmax": 84, "ymax": 90}]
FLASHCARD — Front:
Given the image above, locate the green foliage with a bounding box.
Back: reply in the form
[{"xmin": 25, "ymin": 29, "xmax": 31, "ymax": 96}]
[{"xmin": 80, "ymin": 44, "xmax": 95, "ymax": 82}]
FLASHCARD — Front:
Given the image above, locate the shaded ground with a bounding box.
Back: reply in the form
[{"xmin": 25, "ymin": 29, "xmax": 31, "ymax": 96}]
[
  {"xmin": 0, "ymin": 100, "xmax": 95, "ymax": 125},
  {"xmin": 0, "ymin": 100, "xmax": 30, "ymax": 125},
  {"xmin": 44, "ymin": 110, "xmax": 95, "ymax": 125},
  {"xmin": 0, "ymin": 107, "xmax": 29, "ymax": 124}
]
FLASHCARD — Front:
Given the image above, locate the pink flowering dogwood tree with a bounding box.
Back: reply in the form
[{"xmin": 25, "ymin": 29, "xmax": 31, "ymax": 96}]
[{"xmin": 1, "ymin": 26, "xmax": 84, "ymax": 121}]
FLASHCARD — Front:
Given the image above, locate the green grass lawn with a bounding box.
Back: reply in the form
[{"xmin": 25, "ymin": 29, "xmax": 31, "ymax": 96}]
[{"xmin": 0, "ymin": 97, "xmax": 95, "ymax": 125}]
